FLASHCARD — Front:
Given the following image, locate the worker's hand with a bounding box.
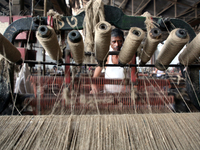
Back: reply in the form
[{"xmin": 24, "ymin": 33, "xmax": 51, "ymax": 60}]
[{"xmin": 90, "ymin": 84, "xmax": 98, "ymax": 94}]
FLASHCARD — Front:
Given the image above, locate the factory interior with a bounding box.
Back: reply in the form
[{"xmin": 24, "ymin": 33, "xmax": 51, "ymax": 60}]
[{"xmin": 0, "ymin": 0, "xmax": 200, "ymax": 149}]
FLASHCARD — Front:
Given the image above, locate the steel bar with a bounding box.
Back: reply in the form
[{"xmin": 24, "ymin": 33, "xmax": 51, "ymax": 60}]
[{"xmin": 23, "ymin": 60, "xmax": 200, "ymax": 67}]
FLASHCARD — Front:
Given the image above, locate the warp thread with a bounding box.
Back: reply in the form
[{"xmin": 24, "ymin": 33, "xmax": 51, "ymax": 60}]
[
  {"xmin": 141, "ymin": 11, "xmax": 155, "ymax": 31},
  {"xmin": 83, "ymin": 0, "xmax": 105, "ymax": 53},
  {"xmin": 0, "ymin": 58, "xmax": 10, "ymax": 84},
  {"xmin": 179, "ymin": 32, "xmax": 200, "ymax": 65},
  {"xmin": 94, "ymin": 21, "xmax": 112, "ymax": 65},
  {"xmin": 0, "ymin": 33, "xmax": 21, "ymax": 63},
  {"xmin": 62, "ymin": 88, "xmax": 76, "ymax": 105},
  {"xmin": 1, "ymin": 114, "xmax": 200, "ymax": 149},
  {"xmin": 36, "ymin": 26, "xmax": 62, "ymax": 61},
  {"xmin": 119, "ymin": 27, "xmax": 145, "ymax": 65},
  {"xmin": 80, "ymin": 94, "xmax": 114, "ymax": 109},
  {"xmin": 155, "ymin": 28, "xmax": 189, "ymax": 71},
  {"xmin": 47, "ymin": 9, "xmax": 63, "ymax": 32}
]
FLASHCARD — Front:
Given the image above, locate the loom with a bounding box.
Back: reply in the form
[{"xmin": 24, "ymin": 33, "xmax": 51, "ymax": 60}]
[{"xmin": 0, "ymin": 3, "xmax": 200, "ymax": 149}]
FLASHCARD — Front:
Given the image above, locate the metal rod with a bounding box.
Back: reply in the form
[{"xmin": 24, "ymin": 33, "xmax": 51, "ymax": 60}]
[
  {"xmin": 23, "ymin": 60, "xmax": 200, "ymax": 67},
  {"xmin": 85, "ymin": 51, "xmax": 120, "ymax": 56},
  {"xmin": 43, "ymin": 0, "xmax": 47, "ymax": 75},
  {"xmin": 9, "ymin": 0, "xmax": 12, "ymax": 23}
]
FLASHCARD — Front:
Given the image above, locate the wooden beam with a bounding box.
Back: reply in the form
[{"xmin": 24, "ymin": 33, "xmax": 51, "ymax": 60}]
[
  {"xmin": 119, "ymin": 0, "xmax": 129, "ymax": 10},
  {"xmin": 174, "ymin": 0, "xmax": 177, "ymax": 18},
  {"xmin": 31, "ymin": 0, "xmax": 34, "ymax": 16},
  {"xmin": 176, "ymin": 1, "xmax": 200, "ymax": 18},
  {"xmin": 157, "ymin": 2, "xmax": 174, "ymax": 16},
  {"xmin": 132, "ymin": 0, "xmax": 134, "ymax": 16},
  {"xmin": 44, "ymin": 0, "xmax": 47, "ymax": 16},
  {"xmin": 176, "ymin": 8, "xmax": 195, "ymax": 18},
  {"xmin": 195, "ymin": 5, "xmax": 197, "ymax": 18},
  {"xmin": 154, "ymin": 0, "xmax": 156, "ymax": 16},
  {"xmin": 135, "ymin": 0, "xmax": 151, "ymax": 15},
  {"xmin": 163, "ymin": 0, "xmax": 193, "ymax": 8}
]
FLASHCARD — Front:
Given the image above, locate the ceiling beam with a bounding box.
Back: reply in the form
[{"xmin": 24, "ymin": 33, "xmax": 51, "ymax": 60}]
[
  {"xmin": 157, "ymin": 2, "xmax": 174, "ymax": 16},
  {"xmin": 135, "ymin": 0, "xmax": 151, "ymax": 15},
  {"xmin": 176, "ymin": 8, "xmax": 195, "ymax": 18},
  {"xmin": 163, "ymin": 0, "xmax": 193, "ymax": 8},
  {"xmin": 176, "ymin": 1, "xmax": 200, "ymax": 18},
  {"xmin": 119, "ymin": 0, "xmax": 129, "ymax": 10}
]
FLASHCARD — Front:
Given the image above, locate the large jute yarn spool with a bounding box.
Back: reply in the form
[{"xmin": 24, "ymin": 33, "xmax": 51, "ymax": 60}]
[
  {"xmin": 119, "ymin": 27, "xmax": 145, "ymax": 65},
  {"xmin": 140, "ymin": 28, "xmax": 161, "ymax": 65},
  {"xmin": 155, "ymin": 28, "xmax": 189, "ymax": 71},
  {"xmin": 179, "ymin": 32, "xmax": 200, "ymax": 65},
  {"xmin": 94, "ymin": 21, "xmax": 112, "ymax": 66},
  {"xmin": 67, "ymin": 30, "xmax": 84, "ymax": 64},
  {"xmin": 0, "ymin": 33, "xmax": 21, "ymax": 63},
  {"xmin": 36, "ymin": 25, "xmax": 62, "ymax": 62}
]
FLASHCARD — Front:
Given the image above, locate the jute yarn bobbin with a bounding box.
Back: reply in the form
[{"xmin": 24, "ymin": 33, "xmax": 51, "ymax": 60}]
[
  {"xmin": 179, "ymin": 32, "xmax": 200, "ymax": 65},
  {"xmin": 155, "ymin": 28, "xmax": 189, "ymax": 71},
  {"xmin": 0, "ymin": 33, "xmax": 21, "ymax": 63},
  {"xmin": 94, "ymin": 21, "xmax": 112, "ymax": 66},
  {"xmin": 67, "ymin": 30, "xmax": 84, "ymax": 64},
  {"xmin": 119, "ymin": 27, "xmax": 145, "ymax": 65},
  {"xmin": 36, "ymin": 25, "xmax": 62, "ymax": 63},
  {"xmin": 140, "ymin": 28, "xmax": 161, "ymax": 65}
]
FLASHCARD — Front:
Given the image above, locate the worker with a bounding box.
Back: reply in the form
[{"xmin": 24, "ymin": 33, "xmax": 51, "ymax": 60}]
[{"xmin": 90, "ymin": 28, "xmax": 130, "ymax": 94}]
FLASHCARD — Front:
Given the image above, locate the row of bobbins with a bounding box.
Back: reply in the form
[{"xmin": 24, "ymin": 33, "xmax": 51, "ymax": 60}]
[
  {"xmin": 0, "ymin": 22, "xmax": 200, "ymax": 70},
  {"xmin": 66, "ymin": 21, "xmax": 199, "ymax": 70}
]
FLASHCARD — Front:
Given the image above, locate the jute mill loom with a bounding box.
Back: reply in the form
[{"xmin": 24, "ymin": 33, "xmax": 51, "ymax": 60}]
[{"xmin": 0, "ymin": 2, "xmax": 200, "ymax": 149}]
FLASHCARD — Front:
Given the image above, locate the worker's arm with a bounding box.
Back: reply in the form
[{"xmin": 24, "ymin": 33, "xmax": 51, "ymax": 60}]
[{"xmin": 93, "ymin": 66, "xmax": 103, "ymax": 77}]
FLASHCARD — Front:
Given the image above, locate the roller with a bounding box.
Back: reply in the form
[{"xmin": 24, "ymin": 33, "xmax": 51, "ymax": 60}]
[
  {"xmin": 155, "ymin": 28, "xmax": 189, "ymax": 71},
  {"xmin": 179, "ymin": 32, "xmax": 200, "ymax": 65},
  {"xmin": 0, "ymin": 33, "xmax": 21, "ymax": 63},
  {"xmin": 119, "ymin": 27, "xmax": 145, "ymax": 65},
  {"xmin": 67, "ymin": 30, "xmax": 84, "ymax": 64},
  {"xmin": 140, "ymin": 28, "xmax": 161, "ymax": 65},
  {"xmin": 94, "ymin": 21, "xmax": 112, "ymax": 66},
  {"xmin": 36, "ymin": 25, "xmax": 63, "ymax": 64}
]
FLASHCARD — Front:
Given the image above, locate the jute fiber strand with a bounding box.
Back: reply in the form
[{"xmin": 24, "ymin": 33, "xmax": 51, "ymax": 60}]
[
  {"xmin": 36, "ymin": 25, "xmax": 62, "ymax": 61},
  {"xmin": 67, "ymin": 30, "xmax": 84, "ymax": 64},
  {"xmin": 1, "ymin": 113, "xmax": 200, "ymax": 149},
  {"xmin": 119, "ymin": 27, "xmax": 145, "ymax": 65},
  {"xmin": 94, "ymin": 21, "xmax": 112, "ymax": 64},
  {"xmin": 155, "ymin": 28, "xmax": 189, "ymax": 71},
  {"xmin": 0, "ymin": 33, "xmax": 21, "ymax": 63},
  {"xmin": 83, "ymin": 0, "xmax": 105, "ymax": 53},
  {"xmin": 179, "ymin": 32, "xmax": 200, "ymax": 65},
  {"xmin": 140, "ymin": 28, "xmax": 161, "ymax": 65}
]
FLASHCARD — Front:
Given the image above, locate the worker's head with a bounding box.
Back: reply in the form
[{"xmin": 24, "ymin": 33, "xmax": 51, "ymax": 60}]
[{"xmin": 110, "ymin": 28, "xmax": 124, "ymax": 51}]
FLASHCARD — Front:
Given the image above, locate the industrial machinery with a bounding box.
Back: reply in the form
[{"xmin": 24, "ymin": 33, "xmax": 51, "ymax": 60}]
[{"xmin": 0, "ymin": 2, "xmax": 200, "ymax": 149}]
